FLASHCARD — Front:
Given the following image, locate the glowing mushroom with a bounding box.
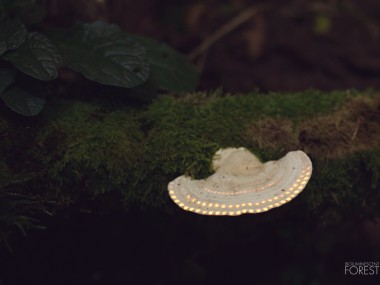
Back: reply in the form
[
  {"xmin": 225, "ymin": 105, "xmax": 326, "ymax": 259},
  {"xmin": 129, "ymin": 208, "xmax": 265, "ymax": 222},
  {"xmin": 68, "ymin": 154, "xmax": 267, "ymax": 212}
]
[{"xmin": 168, "ymin": 147, "xmax": 312, "ymax": 215}]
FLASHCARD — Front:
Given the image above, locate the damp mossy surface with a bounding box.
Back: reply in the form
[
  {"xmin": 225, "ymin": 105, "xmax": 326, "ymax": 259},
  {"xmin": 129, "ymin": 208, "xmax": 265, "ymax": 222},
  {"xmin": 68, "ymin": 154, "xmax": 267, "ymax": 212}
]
[{"xmin": 0, "ymin": 89, "xmax": 379, "ymax": 242}]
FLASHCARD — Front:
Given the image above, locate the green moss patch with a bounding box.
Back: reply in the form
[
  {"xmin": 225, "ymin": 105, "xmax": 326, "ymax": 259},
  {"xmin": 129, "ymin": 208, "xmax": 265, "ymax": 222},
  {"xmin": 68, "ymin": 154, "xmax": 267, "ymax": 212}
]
[{"xmin": 0, "ymin": 89, "xmax": 379, "ymax": 241}]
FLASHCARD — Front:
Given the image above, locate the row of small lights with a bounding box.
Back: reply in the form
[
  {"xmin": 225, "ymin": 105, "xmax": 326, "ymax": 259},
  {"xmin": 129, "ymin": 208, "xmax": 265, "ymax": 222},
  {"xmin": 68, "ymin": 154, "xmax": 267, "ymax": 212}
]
[{"xmin": 168, "ymin": 167, "xmax": 311, "ymax": 216}]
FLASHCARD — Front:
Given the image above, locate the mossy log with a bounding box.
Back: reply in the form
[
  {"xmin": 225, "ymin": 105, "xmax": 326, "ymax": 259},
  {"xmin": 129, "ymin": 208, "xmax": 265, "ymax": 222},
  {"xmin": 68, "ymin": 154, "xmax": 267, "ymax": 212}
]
[{"xmin": 1, "ymin": 89, "xmax": 380, "ymax": 241}]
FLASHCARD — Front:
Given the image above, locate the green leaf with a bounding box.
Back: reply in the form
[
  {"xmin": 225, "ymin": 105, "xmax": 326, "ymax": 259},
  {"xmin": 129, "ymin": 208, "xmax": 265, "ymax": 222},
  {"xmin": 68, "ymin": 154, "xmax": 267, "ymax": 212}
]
[
  {"xmin": 4, "ymin": 32, "xmax": 62, "ymax": 81},
  {"xmin": 1, "ymin": 85, "xmax": 45, "ymax": 116},
  {"xmin": 0, "ymin": 67, "xmax": 15, "ymax": 94},
  {"xmin": 49, "ymin": 21, "xmax": 149, "ymax": 88},
  {"xmin": 129, "ymin": 35, "xmax": 199, "ymax": 92},
  {"xmin": 0, "ymin": 18, "xmax": 27, "ymax": 56}
]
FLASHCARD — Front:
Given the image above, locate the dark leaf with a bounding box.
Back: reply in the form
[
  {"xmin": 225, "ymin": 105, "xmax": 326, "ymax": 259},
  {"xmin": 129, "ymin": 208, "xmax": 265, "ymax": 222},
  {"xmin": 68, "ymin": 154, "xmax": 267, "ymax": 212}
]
[
  {"xmin": 0, "ymin": 18, "xmax": 27, "ymax": 56},
  {"xmin": 49, "ymin": 21, "xmax": 149, "ymax": 88},
  {"xmin": 5, "ymin": 32, "xmax": 62, "ymax": 81},
  {"xmin": 1, "ymin": 85, "xmax": 45, "ymax": 116},
  {"xmin": 0, "ymin": 67, "xmax": 15, "ymax": 94},
  {"xmin": 129, "ymin": 35, "xmax": 199, "ymax": 92}
]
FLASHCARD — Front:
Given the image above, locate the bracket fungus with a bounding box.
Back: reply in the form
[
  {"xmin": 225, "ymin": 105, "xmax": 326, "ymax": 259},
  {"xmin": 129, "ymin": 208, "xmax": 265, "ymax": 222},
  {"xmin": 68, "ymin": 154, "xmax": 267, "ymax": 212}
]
[{"xmin": 168, "ymin": 147, "xmax": 312, "ymax": 216}]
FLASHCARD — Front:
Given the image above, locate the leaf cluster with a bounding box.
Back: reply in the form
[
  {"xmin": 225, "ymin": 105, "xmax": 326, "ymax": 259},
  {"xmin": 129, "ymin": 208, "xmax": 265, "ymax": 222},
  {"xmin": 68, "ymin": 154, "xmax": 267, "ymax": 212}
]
[{"xmin": 0, "ymin": 1, "xmax": 198, "ymax": 116}]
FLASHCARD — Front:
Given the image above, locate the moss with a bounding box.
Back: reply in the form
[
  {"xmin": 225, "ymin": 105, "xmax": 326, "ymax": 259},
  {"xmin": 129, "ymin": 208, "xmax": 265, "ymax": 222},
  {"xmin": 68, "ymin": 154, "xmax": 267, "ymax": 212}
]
[
  {"xmin": 37, "ymin": 100, "xmax": 144, "ymax": 195},
  {"xmin": 304, "ymin": 153, "xmax": 379, "ymax": 224},
  {"xmin": 0, "ymin": 89, "xmax": 379, "ymax": 241},
  {"xmin": 200, "ymin": 89, "xmax": 352, "ymax": 119},
  {"xmin": 133, "ymin": 129, "xmax": 219, "ymax": 207},
  {"xmin": 363, "ymin": 150, "xmax": 380, "ymax": 190},
  {"xmin": 245, "ymin": 95, "xmax": 380, "ymax": 159}
]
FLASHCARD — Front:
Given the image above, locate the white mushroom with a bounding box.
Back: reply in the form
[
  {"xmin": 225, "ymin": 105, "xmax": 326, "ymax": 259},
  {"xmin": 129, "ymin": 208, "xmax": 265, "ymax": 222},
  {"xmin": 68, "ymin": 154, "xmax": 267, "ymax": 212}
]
[{"xmin": 168, "ymin": 147, "xmax": 312, "ymax": 215}]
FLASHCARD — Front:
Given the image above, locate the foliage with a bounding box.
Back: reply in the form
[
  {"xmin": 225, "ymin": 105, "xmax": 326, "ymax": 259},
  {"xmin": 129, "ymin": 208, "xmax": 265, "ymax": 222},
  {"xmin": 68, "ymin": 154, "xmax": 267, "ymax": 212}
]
[
  {"xmin": 4, "ymin": 32, "xmax": 62, "ymax": 81},
  {"xmin": 47, "ymin": 22, "xmax": 149, "ymax": 88},
  {"xmin": 129, "ymin": 35, "xmax": 199, "ymax": 92},
  {"xmin": 0, "ymin": 0, "xmax": 199, "ymax": 116}
]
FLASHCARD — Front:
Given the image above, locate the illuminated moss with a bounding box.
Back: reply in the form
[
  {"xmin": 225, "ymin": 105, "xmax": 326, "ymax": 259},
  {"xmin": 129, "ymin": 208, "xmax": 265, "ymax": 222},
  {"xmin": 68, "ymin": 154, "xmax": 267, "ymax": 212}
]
[
  {"xmin": 0, "ymin": 89, "xmax": 379, "ymax": 241},
  {"xmin": 36, "ymin": 100, "xmax": 144, "ymax": 194}
]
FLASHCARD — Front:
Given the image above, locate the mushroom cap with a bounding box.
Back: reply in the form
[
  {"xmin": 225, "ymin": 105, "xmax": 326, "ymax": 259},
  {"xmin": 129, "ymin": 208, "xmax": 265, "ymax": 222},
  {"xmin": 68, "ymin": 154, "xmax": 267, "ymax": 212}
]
[{"xmin": 168, "ymin": 147, "xmax": 312, "ymax": 215}]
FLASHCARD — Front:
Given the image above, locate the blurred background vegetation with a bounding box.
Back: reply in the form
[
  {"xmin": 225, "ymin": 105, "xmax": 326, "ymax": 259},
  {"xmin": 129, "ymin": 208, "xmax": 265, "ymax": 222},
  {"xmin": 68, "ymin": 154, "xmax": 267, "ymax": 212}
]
[{"xmin": 40, "ymin": 0, "xmax": 380, "ymax": 92}]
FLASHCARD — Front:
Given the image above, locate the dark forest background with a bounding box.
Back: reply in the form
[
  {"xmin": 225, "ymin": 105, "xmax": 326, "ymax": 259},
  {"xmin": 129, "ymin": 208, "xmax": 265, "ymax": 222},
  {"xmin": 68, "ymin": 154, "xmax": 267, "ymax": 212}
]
[{"xmin": 40, "ymin": 0, "xmax": 380, "ymax": 92}]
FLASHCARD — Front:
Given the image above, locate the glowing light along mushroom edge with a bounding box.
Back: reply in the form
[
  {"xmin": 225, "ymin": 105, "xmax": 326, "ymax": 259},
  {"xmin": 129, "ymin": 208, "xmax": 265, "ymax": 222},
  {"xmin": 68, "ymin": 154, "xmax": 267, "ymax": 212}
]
[{"xmin": 168, "ymin": 147, "xmax": 312, "ymax": 216}]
